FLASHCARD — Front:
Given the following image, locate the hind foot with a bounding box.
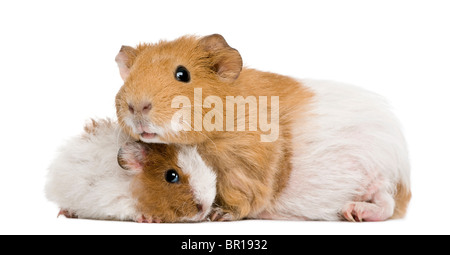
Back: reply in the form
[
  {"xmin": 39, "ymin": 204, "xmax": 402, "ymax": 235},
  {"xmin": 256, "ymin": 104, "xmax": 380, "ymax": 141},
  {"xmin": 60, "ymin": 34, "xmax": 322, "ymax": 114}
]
[
  {"xmin": 342, "ymin": 189, "xmax": 395, "ymax": 222},
  {"xmin": 342, "ymin": 202, "xmax": 386, "ymax": 222}
]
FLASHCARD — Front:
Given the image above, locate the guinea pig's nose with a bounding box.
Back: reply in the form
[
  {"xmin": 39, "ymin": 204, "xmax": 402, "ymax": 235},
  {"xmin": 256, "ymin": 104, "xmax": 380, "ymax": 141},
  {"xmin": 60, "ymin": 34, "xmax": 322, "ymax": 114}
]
[
  {"xmin": 196, "ymin": 204, "xmax": 204, "ymax": 212},
  {"xmin": 141, "ymin": 102, "xmax": 152, "ymax": 114},
  {"xmin": 128, "ymin": 102, "xmax": 152, "ymax": 114},
  {"xmin": 128, "ymin": 104, "xmax": 135, "ymax": 114}
]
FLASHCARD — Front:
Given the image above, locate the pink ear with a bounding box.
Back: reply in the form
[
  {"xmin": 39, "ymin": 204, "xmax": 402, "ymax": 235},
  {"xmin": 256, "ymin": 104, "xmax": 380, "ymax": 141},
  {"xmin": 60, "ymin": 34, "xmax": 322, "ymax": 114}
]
[
  {"xmin": 199, "ymin": 34, "xmax": 243, "ymax": 82},
  {"xmin": 117, "ymin": 142, "xmax": 150, "ymax": 173},
  {"xmin": 115, "ymin": 46, "xmax": 137, "ymax": 81}
]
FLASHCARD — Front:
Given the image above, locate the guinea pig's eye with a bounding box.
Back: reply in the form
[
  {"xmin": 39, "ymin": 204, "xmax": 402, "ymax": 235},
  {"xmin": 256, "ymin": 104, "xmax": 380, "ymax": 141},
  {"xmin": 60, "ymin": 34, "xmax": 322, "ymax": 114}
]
[
  {"xmin": 174, "ymin": 66, "xmax": 190, "ymax": 83},
  {"xmin": 165, "ymin": 169, "xmax": 180, "ymax": 184}
]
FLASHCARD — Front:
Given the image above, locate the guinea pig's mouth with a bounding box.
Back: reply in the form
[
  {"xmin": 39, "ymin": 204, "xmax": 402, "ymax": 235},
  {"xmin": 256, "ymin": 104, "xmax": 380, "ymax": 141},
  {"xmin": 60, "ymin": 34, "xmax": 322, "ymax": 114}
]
[
  {"xmin": 140, "ymin": 132, "xmax": 157, "ymax": 140},
  {"xmin": 139, "ymin": 131, "xmax": 164, "ymax": 143}
]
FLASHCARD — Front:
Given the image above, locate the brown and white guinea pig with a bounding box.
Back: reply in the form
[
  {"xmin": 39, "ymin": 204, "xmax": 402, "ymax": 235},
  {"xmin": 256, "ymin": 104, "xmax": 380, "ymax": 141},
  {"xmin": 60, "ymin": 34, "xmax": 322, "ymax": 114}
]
[
  {"xmin": 45, "ymin": 119, "xmax": 217, "ymax": 223},
  {"xmin": 114, "ymin": 34, "xmax": 411, "ymax": 222},
  {"xmin": 117, "ymin": 139, "xmax": 217, "ymax": 223}
]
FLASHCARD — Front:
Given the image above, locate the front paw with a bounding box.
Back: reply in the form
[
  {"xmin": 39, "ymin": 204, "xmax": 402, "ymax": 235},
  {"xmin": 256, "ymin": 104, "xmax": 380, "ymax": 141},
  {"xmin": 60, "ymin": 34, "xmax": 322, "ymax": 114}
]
[
  {"xmin": 135, "ymin": 214, "xmax": 163, "ymax": 223},
  {"xmin": 208, "ymin": 208, "xmax": 234, "ymax": 222}
]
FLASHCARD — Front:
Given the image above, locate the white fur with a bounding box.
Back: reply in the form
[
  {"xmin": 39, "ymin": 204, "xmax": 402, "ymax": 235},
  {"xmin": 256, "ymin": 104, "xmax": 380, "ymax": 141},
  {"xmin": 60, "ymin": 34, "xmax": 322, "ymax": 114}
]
[
  {"xmin": 176, "ymin": 145, "xmax": 217, "ymax": 221},
  {"xmin": 45, "ymin": 120, "xmax": 140, "ymax": 221},
  {"xmin": 265, "ymin": 79, "xmax": 410, "ymax": 220}
]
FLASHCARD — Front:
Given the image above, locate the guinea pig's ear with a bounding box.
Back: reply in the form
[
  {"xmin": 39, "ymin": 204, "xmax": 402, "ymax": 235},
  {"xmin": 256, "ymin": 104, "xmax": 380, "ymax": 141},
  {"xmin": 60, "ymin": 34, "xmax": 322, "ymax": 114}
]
[
  {"xmin": 117, "ymin": 142, "xmax": 150, "ymax": 173},
  {"xmin": 115, "ymin": 45, "xmax": 137, "ymax": 81},
  {"xmin": 199, "ymin": 34, "xmax": 243, "ymax": 82}
]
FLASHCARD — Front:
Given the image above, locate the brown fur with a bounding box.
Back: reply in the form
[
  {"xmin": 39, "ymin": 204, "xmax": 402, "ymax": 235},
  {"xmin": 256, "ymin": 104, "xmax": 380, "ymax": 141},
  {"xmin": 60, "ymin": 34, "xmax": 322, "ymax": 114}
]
[
  {"xmin": 115, "ymin": 34, "xmax": 314, "ymax": 220},
  {"xmin": 195, "ymin": 69, "xmax": 313, "ymax": 219},
  {"xmin": 120, "ymin": 143, "xmax": 200, "ymax": 223},
  {"xmin": 391, "ymin": 182, "xmax": 412, "ymax": 219}
]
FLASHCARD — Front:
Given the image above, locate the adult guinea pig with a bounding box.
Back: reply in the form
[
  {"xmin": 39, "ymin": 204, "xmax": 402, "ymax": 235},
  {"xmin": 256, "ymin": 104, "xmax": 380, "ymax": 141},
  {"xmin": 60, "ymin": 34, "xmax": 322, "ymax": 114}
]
[
  {"xmin": 45, "ymin": 119, "xmax": 216, "ymax": 223},
  {"xmin": 114, "ymin": 34, "xmax": 411, "ymax": 222}
]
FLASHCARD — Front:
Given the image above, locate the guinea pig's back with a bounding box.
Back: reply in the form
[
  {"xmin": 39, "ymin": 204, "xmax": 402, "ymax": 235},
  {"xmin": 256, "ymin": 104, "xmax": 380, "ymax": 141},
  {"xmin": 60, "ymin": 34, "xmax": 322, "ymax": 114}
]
[
  {"xmin": 271, "ymin": 79, "xmax": 410, "ymax": 220},
  {"xmin": 45, "ymin": 119, "xmax": 139, "ymax": 221},
  {"xmin": 297, "ymin": 79, "xmax": 410, "ymax": 187}
]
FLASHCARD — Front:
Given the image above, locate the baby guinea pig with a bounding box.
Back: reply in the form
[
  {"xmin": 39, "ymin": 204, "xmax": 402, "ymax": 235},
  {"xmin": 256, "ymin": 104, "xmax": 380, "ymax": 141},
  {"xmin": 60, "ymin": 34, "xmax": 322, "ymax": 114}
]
[
  {"xmin": 117, "ymin": 141, "xmax": 217, "ymax": 223},
  {"xmin": 45, "ymin": 118, "xmax": 217, "ymax": 223}
]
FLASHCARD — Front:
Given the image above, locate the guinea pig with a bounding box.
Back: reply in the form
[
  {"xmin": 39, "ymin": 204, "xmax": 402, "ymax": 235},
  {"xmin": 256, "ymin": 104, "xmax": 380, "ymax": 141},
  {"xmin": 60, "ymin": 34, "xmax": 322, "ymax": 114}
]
[
  {"xmin": 117, "ymin": 141, "xmax": 217, "ymax": 223},
  {"xmin": 45, "ymin": 118, "xmax": 217, "ymax": 223},
  {"xmin": 114, "ymin": 34, "xmax": 411, "ymax": 222}
]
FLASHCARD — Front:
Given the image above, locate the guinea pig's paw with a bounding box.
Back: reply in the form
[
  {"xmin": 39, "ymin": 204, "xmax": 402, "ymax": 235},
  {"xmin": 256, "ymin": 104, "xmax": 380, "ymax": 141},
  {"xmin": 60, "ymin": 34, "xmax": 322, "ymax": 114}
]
[
  {"xmin": 341, "ymin": 202, "xmax": 387, "ymax": 222},
  {"xmin": 57, "ymin": 209, "xmax": 78, "ymax": 219},
  {"xmin": 135, "ymin": 215, "xmax": 163, "ymax": 223},
  {"xmin": 208, "ymin": 208, "xmax": 234, "ymax": 222}
]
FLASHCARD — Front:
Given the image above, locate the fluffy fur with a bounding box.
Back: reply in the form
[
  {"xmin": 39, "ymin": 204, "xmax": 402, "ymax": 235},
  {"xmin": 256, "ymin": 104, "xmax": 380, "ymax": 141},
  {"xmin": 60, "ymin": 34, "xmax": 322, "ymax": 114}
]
[
  {"xmin": 256, "ymin": 80, "xmax": 411, "ymax": 221},
  {"xmin": 45, "ymin": 119, "xmax": 139, "ymax": 221},
  {"xmin": 115, "ymin": 35, "xmax": 312, "ymax": 220},
  {"xmin": 177, "ymin": 146, "xmax": 217, "ymax": 221},
  {"xmin": 114, "ymin": 34, "xmax": 411, "ymax": 222},
  {"xmin": 46, "ymin": 119, "xmax": 217, "ymax": 223},
  {"xmin": 119, "ymin": 142, "xmax": 217, "ymax": 223}
]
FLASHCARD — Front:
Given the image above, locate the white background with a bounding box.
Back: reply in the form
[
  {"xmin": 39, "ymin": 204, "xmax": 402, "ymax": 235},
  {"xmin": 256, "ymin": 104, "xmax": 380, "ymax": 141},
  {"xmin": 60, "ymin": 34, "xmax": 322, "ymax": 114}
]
[{"xmin": 1, "ymin": 0, "xmax": 449, "ymax": 235}]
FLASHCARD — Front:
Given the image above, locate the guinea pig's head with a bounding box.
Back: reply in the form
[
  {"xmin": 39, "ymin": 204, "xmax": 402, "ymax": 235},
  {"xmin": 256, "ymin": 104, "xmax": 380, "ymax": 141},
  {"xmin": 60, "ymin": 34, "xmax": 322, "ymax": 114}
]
[
  {"xmin": 117, "ymin": 141, "xmax": 217, "ymax": 223},
  {"xmin": 114, "ymin": 34, "xmax": 242, "ymax": 144}
]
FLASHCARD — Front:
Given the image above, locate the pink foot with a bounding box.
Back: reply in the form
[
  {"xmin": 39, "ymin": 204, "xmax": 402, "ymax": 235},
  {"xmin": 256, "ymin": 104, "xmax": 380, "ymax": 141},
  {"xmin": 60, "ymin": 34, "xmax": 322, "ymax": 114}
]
[
  {"xmin": 135, "ymin": 215, "xmax": 163, "ymax": 223},
  {"xmin": 342, "ymin": 201, "xmax": 390, "ymax": 222},
  {"xmin": 342, "ymin": 187, "xmax": 396, "ymax": 222},
  {"xmin": 57, "ymin": 209, "xmax": 78, "ymax": 219},
  {"xmin": 208, "ymin": 208, "xmax": 233, "ymax": 222}
]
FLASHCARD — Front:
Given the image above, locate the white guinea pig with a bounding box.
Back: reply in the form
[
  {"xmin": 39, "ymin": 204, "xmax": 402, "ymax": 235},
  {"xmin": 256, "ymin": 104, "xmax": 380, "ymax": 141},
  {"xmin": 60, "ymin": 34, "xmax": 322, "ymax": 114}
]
[{"xmin": 45, "ymin": 119, "xmax": 217, "ymax": 223}]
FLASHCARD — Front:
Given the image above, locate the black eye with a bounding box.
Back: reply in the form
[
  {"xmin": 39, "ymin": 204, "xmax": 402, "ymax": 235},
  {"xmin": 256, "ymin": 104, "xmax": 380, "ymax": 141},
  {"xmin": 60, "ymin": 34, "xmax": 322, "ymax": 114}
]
[
  {"xmin": 165, "ymin": 169, "xmax": 180, "ymax": 183},
  {"xmin": 175, "ymin": 66, "xmax": 190, "ymax": 83}
]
